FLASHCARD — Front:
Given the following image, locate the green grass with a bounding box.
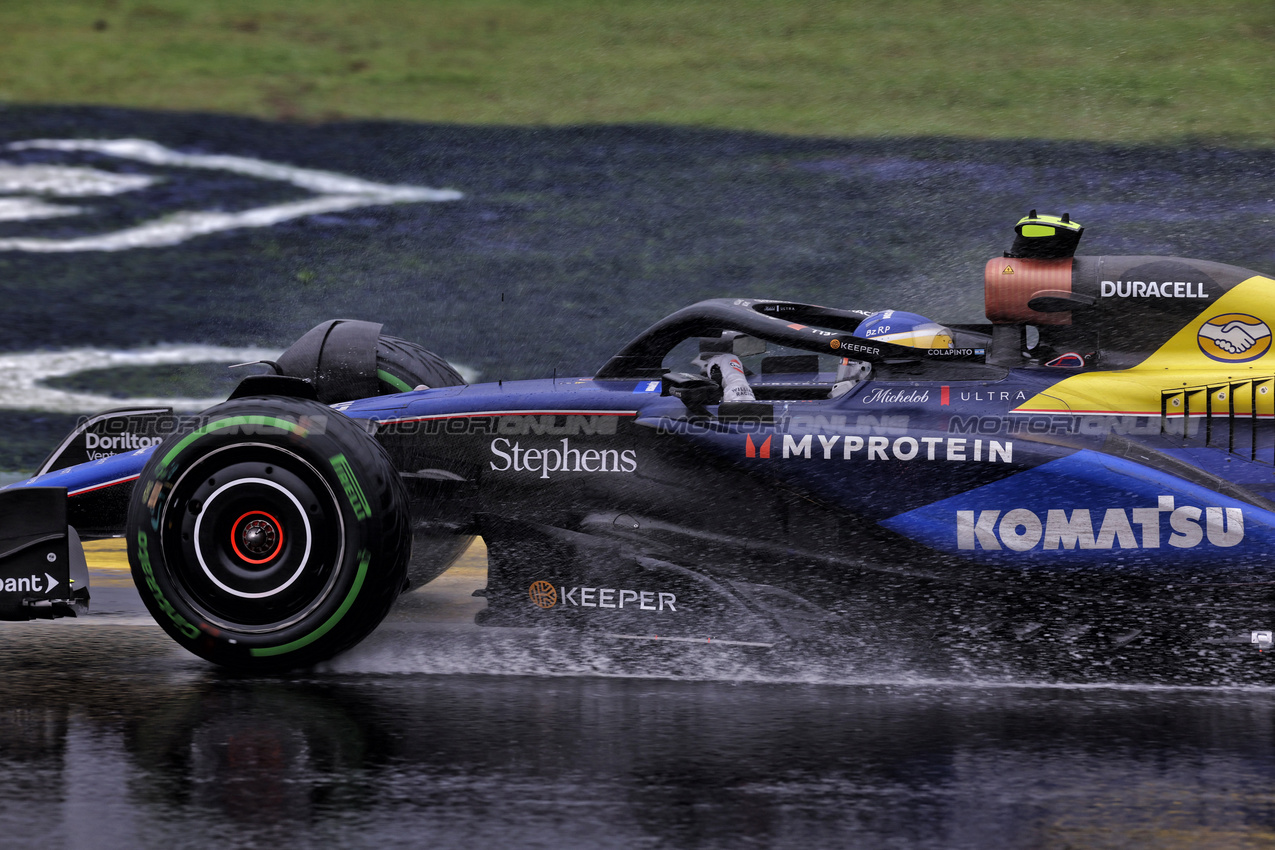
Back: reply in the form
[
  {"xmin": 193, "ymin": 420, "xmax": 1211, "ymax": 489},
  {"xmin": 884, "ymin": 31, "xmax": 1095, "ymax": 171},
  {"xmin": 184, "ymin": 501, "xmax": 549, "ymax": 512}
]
[{"xmin": 0, "ymin": 0, "xmax": 1271, "ymax": 143}]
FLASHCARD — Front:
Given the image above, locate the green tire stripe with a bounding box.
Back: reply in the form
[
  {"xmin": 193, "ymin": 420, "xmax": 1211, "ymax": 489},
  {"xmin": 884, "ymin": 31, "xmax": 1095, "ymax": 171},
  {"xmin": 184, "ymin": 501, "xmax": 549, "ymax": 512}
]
[
  {"xmin": 377, "ymin": 369, "xmax": 413, "ymax": 393},
  {"xmin": 161, "ymin": 415, "xmax": 303, "ymax": 469},
  {"xmin": 249, "ymin": 550, "xmax": 371, "ymax": 657},
  {"xmin": 329, "ymin": 454, "xmax": 372, "ymax": 520}
]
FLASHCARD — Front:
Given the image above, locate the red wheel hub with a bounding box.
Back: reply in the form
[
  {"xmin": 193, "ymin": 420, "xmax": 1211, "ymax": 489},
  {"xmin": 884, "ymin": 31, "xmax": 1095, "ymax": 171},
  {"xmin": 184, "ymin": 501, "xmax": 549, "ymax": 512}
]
[{"xmin": 230, "ymin": 511, "xmax": 283, "ymax": 564}]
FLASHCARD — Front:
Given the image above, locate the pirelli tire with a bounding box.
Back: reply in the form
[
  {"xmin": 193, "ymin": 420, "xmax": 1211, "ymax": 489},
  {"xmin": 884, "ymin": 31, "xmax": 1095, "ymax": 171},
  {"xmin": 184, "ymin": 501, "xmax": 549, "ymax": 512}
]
[
  {"xmin": 126, "ymin": 396, "xmax": 410, "ymax": 671},
  {"xmin": 374, "ymin": 335, "xmax": 466, "ymax": 395},
  {"xmin": 269, "ymin": 319, "xmax": 466, "ymax": 404}
]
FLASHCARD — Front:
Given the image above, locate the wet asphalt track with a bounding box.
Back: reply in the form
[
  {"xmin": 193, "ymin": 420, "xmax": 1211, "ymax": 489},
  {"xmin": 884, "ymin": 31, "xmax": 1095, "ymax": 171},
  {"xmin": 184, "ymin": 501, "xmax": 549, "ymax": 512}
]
[{"xmin": 4, "ymin": 547, "xmax": 1275, "ymax": 849}]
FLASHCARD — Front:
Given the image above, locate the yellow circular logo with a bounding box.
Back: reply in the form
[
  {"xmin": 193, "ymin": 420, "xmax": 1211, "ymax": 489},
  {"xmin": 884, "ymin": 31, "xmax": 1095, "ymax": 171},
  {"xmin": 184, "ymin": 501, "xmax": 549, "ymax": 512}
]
[
  {"xmin": 529, "ymin": 581, "xmax": 557, "ymax": 609},
  {"xmin": 830, "ymin": 339, "xmax": 841, "ymax": 350},
  {"xmin": 1197, "ymin": 313, "xmax": 1272, "ymax": 363}
]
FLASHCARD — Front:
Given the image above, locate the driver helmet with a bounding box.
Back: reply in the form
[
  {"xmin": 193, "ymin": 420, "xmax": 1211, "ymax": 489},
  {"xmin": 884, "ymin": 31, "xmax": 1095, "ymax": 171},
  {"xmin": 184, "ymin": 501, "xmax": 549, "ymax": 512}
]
[{"xmin": 853, "ymin": 310, "xmax": 954, "ymax": 349}]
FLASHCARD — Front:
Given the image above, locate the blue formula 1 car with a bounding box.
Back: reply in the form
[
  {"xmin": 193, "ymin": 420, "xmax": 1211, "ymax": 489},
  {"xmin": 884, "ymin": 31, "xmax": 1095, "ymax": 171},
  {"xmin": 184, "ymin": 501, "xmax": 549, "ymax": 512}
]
[{"xmin": 4, "ymin": 213, "xmax": 1275, "ymax": 682}]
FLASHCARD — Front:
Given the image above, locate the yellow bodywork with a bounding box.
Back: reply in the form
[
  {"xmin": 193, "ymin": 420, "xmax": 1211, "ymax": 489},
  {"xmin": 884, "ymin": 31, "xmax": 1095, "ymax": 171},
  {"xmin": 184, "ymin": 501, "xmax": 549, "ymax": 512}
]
[{"xmin": 1015, "ymin": 275, "xmax": 1275, "ymax": 416}]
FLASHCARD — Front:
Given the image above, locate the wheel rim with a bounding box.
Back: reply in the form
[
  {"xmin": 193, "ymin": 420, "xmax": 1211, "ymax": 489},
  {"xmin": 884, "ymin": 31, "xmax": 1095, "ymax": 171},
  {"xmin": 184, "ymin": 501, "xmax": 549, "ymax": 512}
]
[
  {"xmin": 194, "ymin": 478, "xmax": 310, "ymax": 597},
  {"xmin": 161, "ymin": 444, "xmax": 347, "ymax": 634}
]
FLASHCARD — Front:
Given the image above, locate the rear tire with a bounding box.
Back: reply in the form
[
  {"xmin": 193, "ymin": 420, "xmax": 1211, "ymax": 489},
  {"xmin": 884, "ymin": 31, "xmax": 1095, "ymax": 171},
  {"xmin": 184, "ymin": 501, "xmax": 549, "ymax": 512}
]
[
  {"xmin": 269, "ymin": 319, "xmax": 466, "ymax": 404},
  {"xmin": 127, "ymin": 396, "xmax": 410, "ymax": 670},
  {"xmin": 374, "ymin": 335, "xmax": 465, "ymax": 394}
]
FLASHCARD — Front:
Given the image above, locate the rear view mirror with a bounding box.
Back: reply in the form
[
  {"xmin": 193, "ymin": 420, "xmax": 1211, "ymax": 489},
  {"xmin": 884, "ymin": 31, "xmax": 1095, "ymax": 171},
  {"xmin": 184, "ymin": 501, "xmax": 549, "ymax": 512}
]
[{"xmin": 662, "ymin": 372, "xmax": 723, "ymax": 416}]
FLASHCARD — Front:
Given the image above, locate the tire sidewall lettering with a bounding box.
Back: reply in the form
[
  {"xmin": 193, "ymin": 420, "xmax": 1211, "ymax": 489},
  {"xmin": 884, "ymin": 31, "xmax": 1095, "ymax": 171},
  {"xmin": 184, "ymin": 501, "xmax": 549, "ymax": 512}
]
[
  {"xmin": 127, "ymin": 398, "xmax": 408, "ymax": 668},
  {"xmin": 135, "ymin": 529, "xmax": 200, "ymax": 640}
]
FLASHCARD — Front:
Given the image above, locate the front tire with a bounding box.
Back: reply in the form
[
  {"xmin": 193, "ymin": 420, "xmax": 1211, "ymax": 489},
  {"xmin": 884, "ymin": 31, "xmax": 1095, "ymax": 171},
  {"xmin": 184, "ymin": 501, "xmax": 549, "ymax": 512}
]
[{"xmin": 127, "ymin": 396, "xmax": 409, "ymax": 670}]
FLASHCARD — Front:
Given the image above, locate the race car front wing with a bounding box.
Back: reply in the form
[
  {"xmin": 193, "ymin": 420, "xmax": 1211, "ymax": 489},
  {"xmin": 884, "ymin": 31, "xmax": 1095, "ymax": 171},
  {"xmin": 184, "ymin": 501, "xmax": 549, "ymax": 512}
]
[{"xmin": 0, "ymin": 487, "xmax": 89, "ymax": 620}]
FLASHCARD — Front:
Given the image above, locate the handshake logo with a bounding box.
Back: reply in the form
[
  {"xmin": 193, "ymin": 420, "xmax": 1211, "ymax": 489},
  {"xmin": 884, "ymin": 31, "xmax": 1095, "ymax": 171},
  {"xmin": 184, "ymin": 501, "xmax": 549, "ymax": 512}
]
[{"xmin": 1197, "ymin": 313, "xmax": 1271, "ymax": 363}]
